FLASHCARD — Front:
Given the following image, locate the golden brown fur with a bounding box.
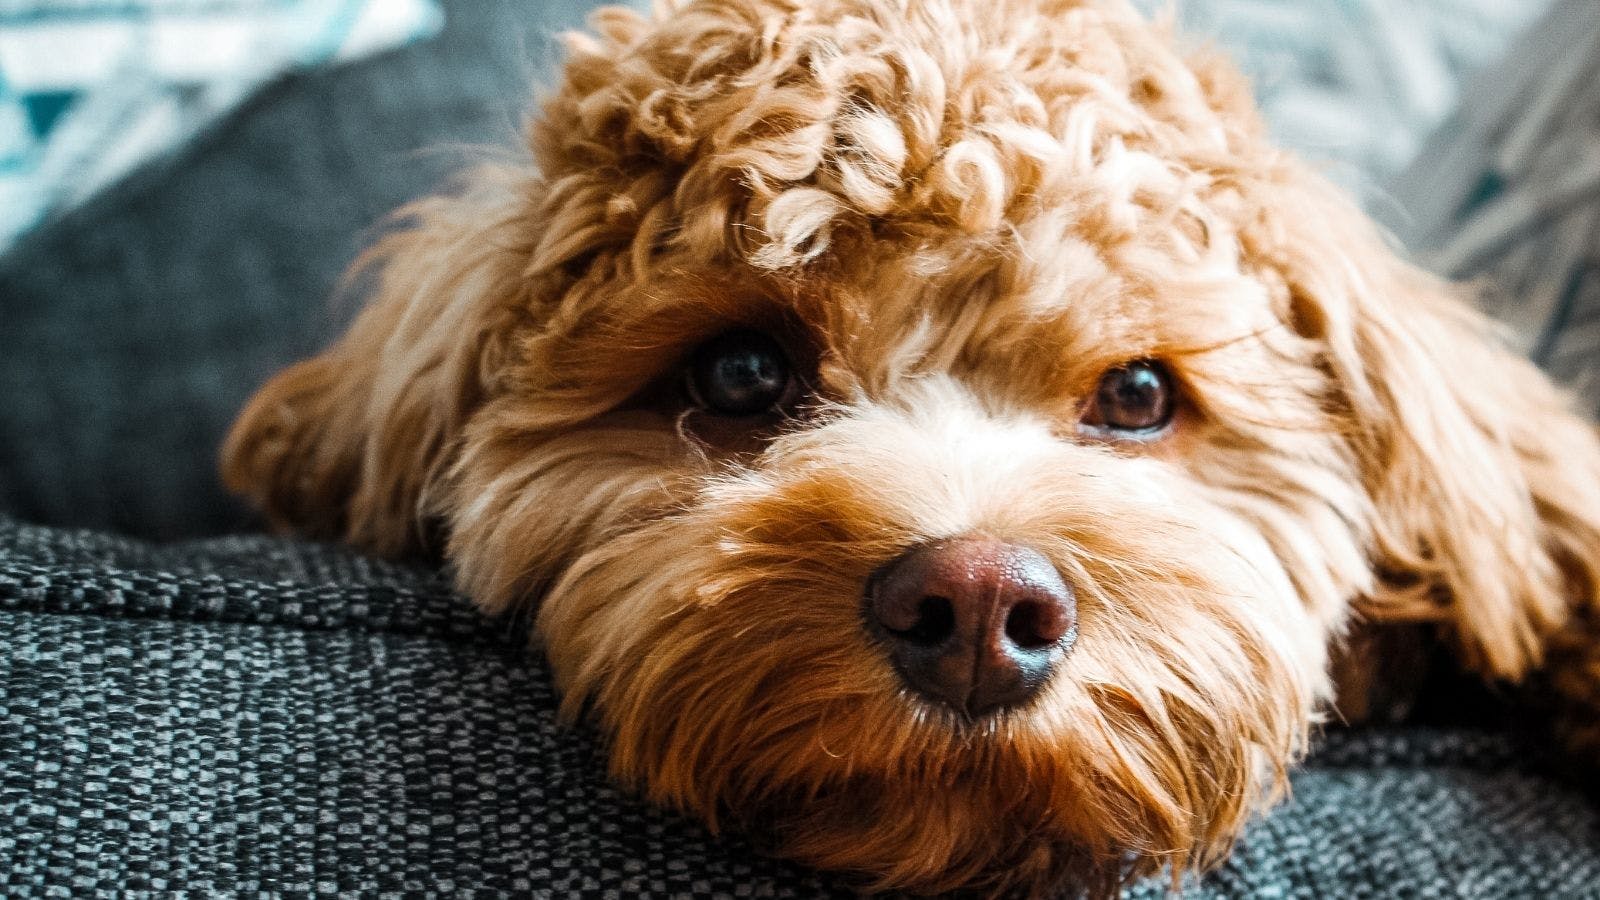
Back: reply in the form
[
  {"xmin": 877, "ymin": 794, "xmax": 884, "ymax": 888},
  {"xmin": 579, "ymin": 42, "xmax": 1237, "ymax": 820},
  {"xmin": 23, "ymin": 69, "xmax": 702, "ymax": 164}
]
[{"xmin": 222, "ymin": 0, "xmax": 1600, "ymax": 894}]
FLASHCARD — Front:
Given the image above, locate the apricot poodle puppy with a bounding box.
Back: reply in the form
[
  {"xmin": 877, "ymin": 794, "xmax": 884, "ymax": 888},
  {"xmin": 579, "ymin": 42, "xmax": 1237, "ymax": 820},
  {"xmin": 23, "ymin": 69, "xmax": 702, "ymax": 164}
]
[{"xmin": 223, "ymin": 0, "xmax": 1600, "ymax": 895}]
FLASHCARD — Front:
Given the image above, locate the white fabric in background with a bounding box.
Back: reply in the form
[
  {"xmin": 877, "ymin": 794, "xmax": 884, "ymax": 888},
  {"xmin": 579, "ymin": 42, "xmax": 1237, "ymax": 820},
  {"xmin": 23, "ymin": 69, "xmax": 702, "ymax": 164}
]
[
  {"xmin": 0, "ymin": 0, "xmax": 444, "ymax": 249},
  {"xmin": 1140, "ymin": 0, "xmax": 1553, "ymax": 202}
]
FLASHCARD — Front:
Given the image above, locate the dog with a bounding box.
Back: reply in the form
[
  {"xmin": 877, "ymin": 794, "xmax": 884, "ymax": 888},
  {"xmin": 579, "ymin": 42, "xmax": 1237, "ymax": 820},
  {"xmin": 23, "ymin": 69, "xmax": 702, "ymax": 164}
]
[{"xmin": 221, "ymin": 0, "xmax": 1600, "ymax": 895}]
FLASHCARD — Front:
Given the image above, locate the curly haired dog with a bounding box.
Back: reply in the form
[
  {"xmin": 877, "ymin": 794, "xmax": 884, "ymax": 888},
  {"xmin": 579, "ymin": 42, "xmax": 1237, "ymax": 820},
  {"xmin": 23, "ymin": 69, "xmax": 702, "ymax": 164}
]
[{"xmin": 222, "ymin": 0, "xmax": 1600, "ymax": 894}]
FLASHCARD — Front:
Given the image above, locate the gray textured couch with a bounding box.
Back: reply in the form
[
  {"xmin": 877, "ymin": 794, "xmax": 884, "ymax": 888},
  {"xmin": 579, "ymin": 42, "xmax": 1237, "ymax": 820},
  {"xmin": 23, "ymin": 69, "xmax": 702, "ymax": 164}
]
[
  {"xmin": 4, "ymin": 517, "xmax": 1599, "ymax": 896},
  {"xmin": 3, "ymin": 1, "xmax": 1600, "ymax": 895}
]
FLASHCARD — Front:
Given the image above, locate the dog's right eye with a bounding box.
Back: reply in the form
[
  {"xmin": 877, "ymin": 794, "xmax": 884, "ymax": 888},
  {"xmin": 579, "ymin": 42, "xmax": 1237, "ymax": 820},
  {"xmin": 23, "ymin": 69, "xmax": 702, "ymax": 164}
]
[{"xmin": 686, "ymin": 330, "xmax": 796, "ymax": 417}]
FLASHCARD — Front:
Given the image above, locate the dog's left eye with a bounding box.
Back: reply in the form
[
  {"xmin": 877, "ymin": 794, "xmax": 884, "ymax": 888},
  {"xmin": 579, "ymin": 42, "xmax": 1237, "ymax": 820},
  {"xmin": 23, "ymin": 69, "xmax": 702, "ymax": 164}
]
[
  {"xmin": 1080, "ymin": 360, "xmax": 1176, "ymax": 437},
  {"xmin": 687, "ymin": 330, "xmax": 795, "ymax": 417}
]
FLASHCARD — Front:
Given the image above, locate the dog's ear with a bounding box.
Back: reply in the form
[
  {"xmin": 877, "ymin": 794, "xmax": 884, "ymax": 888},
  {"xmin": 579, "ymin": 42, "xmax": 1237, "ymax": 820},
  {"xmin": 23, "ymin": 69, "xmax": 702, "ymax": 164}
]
[
  {"xmin": 221, "ymin": 5, "xmax": 697, "ymax": 555},
  {"xmin": 1258, "ymin": 172, "xmax": 1600, "ymax": 680},
  {"xmin": 221, "ymin": 178, "xmax": 534, "ymax": 556}
]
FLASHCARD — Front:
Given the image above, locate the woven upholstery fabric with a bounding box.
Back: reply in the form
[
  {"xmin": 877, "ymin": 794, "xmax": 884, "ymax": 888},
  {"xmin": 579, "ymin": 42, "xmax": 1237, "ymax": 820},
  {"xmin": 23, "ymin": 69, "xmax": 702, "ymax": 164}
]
[
  {"xmin": 0, "ymin": 517, "xmax": 842, "ymax": 897},
  {"xmin": 4, "ymin": 516, "xmax": 1600, "ymax": 897},
  {"xmin": 0, "ymin": 0, "xmax": 597, "ymax": 542}
]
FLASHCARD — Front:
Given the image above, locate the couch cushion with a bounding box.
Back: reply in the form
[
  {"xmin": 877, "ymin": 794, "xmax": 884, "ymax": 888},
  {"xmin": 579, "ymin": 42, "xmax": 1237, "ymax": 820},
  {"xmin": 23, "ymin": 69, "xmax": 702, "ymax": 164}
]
[
  {"xmin": 0, "ymin": 0, "xmax": 598, "ymax": 541},
  {"xmin": 3, "ymin": 517, "xmax": 1598, "ymax": 896}
]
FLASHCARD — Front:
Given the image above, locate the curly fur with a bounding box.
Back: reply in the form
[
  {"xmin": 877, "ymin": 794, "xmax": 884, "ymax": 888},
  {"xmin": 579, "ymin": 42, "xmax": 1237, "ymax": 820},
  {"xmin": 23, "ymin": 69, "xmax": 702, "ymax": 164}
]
[{"xmin": 222, "ymin": 0, "xmax": 1600, "ymax": 895}]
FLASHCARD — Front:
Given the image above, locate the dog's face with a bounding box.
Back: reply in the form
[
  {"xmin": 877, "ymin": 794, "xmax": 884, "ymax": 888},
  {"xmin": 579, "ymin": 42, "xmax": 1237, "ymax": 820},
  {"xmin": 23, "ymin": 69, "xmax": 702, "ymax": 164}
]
[{"xmin": 223, "ymin": 0, "xmax": 1600, "ymax": 894}]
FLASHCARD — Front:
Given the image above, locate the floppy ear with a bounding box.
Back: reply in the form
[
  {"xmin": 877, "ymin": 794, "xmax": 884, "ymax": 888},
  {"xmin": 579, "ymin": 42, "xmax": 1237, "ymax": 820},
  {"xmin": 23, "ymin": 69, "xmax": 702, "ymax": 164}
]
[
  {"xmin": 221, "ymin": 4, "xmax": 705, "ymax": 555},
  {"xmin": 1257, "ymin": 171, "xmax": 1600, "ymax": 682},
  {"xmin": 221, "ymin": 174, "xmax": 536, "ymax": 556}
]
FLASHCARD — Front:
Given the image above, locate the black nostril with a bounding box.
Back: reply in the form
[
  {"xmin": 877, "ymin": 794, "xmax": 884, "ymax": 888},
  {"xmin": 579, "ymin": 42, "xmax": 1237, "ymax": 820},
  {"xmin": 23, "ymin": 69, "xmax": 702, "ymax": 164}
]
[
  {"xmin": 1004, "ymin": 601, "xmax": 1056, "ymax": 650},
  {"xmin": 892, "ymin": 595, "xmax": 955, "ymax": 646}
]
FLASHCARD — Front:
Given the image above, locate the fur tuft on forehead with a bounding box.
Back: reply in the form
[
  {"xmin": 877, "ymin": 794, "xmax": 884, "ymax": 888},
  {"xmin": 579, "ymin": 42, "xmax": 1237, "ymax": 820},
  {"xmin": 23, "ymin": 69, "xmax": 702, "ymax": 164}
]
[{"xmin": 531, "ymin": 0, "xmax": 1265, "ymax": 278}]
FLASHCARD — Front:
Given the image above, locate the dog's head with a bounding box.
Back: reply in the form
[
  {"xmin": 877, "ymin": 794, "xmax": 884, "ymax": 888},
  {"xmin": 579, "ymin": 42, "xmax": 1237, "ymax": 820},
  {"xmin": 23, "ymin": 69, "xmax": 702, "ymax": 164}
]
[{"xmin": 223, "ymin": 0, "xmax": 1600, "ymax": 893}]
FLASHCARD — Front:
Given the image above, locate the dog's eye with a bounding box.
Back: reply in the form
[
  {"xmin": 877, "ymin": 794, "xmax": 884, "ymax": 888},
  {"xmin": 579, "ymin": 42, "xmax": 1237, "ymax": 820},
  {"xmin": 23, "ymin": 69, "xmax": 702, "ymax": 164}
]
[
  {"xmin": 1081, "ymin": 360, "xmax": 1175, "ymax": 436},
  {"xmin": 687, "ymin": 330, "xmax": 794, "ymax": 417}
]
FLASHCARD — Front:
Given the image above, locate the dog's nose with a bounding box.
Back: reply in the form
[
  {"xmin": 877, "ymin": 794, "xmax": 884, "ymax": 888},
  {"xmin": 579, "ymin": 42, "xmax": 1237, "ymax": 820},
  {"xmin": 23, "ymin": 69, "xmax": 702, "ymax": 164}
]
[{"xmin": 865, "ymin": 536, "xmax": 1077, "ymax": 717}]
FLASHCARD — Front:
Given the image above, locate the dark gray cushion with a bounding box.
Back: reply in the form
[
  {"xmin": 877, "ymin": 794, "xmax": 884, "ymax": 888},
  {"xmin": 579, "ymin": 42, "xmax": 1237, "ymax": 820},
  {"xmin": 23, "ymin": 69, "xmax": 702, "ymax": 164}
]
[
  {"xmin": 0, "ymin": 0, "xmax": 598, "ymax": 541},
  {"xmin": 3, "ymin": 516, "xmax": 1599, "ymax": 897}
]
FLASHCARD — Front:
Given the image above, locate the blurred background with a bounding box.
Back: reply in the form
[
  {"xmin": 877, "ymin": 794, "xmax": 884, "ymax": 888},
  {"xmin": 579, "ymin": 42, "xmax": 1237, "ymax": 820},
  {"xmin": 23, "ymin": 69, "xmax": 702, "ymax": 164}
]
[{"xmin": 0, "ymin": 0, "xmax": 1595, "ymax": 541}]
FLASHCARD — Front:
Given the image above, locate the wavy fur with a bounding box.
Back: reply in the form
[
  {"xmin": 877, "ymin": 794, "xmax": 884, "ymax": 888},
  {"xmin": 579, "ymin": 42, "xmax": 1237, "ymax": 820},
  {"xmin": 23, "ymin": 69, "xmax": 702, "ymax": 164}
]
[{"xmin": 223, "ymin": 1, "xmax": 1600, "ymax": 895}]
